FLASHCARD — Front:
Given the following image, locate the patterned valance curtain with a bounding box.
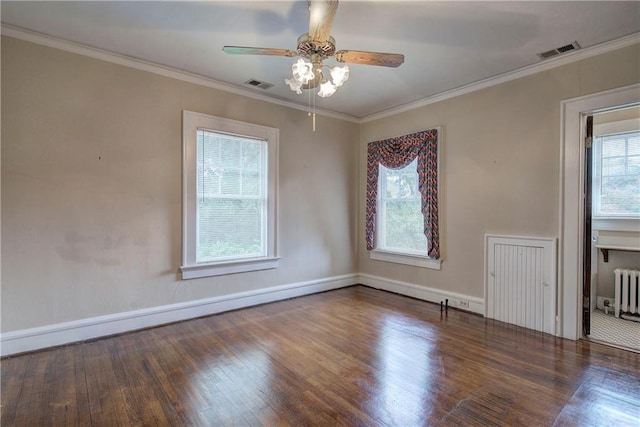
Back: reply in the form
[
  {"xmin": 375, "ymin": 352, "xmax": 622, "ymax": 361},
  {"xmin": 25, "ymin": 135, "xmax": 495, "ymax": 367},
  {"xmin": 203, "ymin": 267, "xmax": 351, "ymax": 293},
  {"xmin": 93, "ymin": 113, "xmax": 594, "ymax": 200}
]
[{"xmin": 366, "ymin": 129, "xmax": 440, "ymax": 259}]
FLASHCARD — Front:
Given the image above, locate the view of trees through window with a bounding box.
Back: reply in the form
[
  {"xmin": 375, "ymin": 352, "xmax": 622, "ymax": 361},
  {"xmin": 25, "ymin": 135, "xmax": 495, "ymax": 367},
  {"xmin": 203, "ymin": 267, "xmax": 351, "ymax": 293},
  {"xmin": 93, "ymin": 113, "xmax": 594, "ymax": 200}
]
[
  {"xmin": 594, "ymin": 131, "xmax": 640, "ymax": 216},
  {"xmin": 196, "ymin": 130, "xmax": 265, "ymax": 262},
  {"xmin": 379, "ymin": 159, "xmax": 427, "ymax": 254}
]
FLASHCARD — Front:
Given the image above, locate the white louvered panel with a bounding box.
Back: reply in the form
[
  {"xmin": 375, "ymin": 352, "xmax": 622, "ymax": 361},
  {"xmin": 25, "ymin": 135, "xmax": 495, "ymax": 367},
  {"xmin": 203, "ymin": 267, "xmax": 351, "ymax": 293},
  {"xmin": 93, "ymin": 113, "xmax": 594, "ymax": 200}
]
[{"xmin": 485, "ymin": 236, "xmax": 557, "ymax": 335}]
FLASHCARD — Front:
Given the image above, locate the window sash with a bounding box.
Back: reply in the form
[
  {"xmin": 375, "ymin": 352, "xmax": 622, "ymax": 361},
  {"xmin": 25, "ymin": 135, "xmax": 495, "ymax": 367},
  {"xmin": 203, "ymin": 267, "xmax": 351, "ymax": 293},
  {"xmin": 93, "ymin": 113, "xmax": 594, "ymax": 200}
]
[
  {"xmin": 195, "ymin": 130, "xmax": 267, "ymax": 263},
  {"xmin": 593, "ymin": 131, "xmax": 640, "ymax": 218},
  {"xmin": 377, "ymin": 160, "xmax": 428, "ymax": 255}
]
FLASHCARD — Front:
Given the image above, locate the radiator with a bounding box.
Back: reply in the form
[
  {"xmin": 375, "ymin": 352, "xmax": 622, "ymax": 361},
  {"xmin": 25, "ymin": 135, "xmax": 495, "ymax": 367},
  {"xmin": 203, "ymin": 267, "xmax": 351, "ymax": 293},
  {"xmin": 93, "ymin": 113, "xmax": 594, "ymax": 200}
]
[
  {"xmin": 485, "ymin": 235, "xmax": 557, "ymax": 335},
  {"xmin": 614, "ymin": 269, "xmax": 640, "ymax": 318}
]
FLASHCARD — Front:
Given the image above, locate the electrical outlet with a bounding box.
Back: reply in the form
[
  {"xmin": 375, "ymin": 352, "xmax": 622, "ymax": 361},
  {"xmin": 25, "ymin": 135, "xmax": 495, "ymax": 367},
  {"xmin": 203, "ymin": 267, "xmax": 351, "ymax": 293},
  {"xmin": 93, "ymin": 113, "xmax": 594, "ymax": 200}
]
[{"xmin": 458, "ymin": 300, "xmax": 469, "ymax": 309}]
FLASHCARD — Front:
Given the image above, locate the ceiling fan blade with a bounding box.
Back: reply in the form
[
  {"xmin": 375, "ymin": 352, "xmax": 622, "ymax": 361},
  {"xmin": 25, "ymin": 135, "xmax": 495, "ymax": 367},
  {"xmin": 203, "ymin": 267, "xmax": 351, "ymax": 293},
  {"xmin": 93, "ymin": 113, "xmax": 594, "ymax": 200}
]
[
  {"xmin": 335, "ymin": 50, "xmax": 405, "ymax": 67},
  {"xmin": 222, "ymin": 46, "xmax": 297, "ymax": 57},
  {"xmin": 308, "ymin": 0, "xmax": 339, "ymax": 43}
]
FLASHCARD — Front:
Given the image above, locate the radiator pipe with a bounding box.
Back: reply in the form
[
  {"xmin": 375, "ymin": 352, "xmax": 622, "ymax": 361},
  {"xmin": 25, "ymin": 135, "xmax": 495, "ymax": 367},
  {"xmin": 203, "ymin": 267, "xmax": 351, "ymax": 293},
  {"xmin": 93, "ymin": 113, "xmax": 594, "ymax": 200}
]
[{"xmin": 440, "ymin": 299, "xmax": 449, "ymax": 313}]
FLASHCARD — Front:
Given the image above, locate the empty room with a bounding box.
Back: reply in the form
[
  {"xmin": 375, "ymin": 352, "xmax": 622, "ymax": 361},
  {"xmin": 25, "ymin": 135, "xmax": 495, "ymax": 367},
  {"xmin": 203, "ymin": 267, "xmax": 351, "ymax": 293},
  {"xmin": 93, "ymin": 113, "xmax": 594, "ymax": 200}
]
[{"xmin": 2, "ymin": 1, "xmax": 639, "ymax": 425}]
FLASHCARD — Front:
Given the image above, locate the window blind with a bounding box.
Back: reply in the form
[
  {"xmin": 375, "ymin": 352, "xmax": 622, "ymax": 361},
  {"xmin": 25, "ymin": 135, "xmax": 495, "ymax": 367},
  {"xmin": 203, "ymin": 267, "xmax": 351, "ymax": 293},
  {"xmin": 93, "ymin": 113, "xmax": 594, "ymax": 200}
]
[
  {"xmin": 595, "ymin": 131, "xmax": 640, "ymax": 216},
  {"xmin": 196, "ymin": 129, "xmax": 266, "ymax": 262}
]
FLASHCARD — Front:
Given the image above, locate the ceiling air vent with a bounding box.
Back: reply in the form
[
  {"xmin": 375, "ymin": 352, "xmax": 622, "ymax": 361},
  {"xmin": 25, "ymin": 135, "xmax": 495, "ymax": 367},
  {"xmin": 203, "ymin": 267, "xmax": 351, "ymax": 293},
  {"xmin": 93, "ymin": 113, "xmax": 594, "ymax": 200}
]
[
  {"xmin": 244, "ymin": 79, "xmax": 274, "ymax": 90},
  {"xmin": 537, "ymin": 41, "xmax": 581, "ymax": 60}
]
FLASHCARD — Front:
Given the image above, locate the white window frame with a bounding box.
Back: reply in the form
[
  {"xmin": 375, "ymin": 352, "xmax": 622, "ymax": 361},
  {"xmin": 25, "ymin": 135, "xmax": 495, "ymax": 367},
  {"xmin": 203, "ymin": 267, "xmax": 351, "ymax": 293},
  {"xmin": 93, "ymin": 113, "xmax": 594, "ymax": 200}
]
[
  {"xmin": 181, "ymin": 111, "xmax": 279, "ymax": 279},
  {"xmin": 592, "ymin": 118, "xmax": 640, "ymax": 232},
  {"xmin": 369, "ymin": 129, "xmax": 442, "ymax": 270}
]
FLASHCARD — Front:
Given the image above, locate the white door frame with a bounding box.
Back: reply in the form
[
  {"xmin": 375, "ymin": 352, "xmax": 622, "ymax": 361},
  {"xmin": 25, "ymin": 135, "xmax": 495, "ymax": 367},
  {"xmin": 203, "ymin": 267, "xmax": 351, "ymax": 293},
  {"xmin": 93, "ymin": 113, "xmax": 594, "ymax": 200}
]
[{"xmin": 559, "ymin": 83, "xmax": 640, "ymax": 340}]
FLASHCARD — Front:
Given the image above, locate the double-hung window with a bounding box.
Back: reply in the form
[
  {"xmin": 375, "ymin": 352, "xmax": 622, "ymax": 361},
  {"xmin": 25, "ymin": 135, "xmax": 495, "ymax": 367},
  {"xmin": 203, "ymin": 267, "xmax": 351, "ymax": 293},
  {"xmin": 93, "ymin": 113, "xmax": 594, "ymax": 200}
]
[
  {"xmin": 181, "ymin": 111, "xmax": 279, "ymax": 279},
  {"xmin": 366, "ymin": 129, "xmax": 441, "ymax": 270}
]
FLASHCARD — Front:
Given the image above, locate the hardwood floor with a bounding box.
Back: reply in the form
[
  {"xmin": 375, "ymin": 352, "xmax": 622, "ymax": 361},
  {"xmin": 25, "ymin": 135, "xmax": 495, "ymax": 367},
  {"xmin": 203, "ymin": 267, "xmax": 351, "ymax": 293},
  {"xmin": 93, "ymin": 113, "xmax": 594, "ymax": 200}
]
[{"xmin": 2, "ymin": 286, "xmax": 639, "ymax": 426}]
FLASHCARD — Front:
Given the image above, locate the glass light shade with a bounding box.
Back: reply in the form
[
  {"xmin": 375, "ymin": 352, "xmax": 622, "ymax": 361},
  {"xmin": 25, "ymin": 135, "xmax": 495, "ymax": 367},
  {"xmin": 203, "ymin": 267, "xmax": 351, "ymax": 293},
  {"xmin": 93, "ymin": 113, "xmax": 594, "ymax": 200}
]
[
  {"xmin": 317, "ymin": 80, "xmax": 337, "ymax": 98},
  {"xmin": 285, "ymin": 77, "xmax": 303, "ymax": 94},
  {"xmin": 330, "ymin": 65, "xmax": 349, "ymax": 87},
  {"xmin": 291, "ymin": 58, "xmax": 315, "ymax": 84}
]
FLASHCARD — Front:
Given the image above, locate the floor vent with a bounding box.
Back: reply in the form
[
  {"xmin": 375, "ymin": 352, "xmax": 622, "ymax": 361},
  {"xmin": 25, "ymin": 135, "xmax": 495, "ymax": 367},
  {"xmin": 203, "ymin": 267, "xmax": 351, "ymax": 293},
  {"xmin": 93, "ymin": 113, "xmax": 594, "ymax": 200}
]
[
  {"xmin": 537, "ymin": 41, "xmax": 581, "ymax": 60},
  {"xmin": 244, "ymin": 79, "xmax": 274, "ymax": 90}
]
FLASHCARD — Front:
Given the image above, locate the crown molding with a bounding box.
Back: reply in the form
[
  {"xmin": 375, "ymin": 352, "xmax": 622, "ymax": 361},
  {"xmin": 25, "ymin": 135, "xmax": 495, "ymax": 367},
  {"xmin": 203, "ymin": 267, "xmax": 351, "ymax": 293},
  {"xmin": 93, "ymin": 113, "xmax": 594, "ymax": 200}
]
[
  {"xmin": 2, "ymin": 24, "xmax": 638, "ymax": 125},
  {"xmin": 361, "ymin": 32, "xmax": 640, "ymax": 123},
  {"xmin": 0, "ymin": 24, "xmax": 359, "ymax": 124}
]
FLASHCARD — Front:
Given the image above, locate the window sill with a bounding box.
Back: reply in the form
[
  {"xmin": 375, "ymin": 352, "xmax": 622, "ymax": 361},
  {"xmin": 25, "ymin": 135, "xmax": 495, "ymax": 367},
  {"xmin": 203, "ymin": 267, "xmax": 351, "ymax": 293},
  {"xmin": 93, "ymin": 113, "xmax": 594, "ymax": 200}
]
[
  {"xmin": 180, "ymin": 257, "xmax": 280, "ymax": 280},
  {"xmin": 369, "ymin": 250, "xmax": 441, "ymax": 270}
]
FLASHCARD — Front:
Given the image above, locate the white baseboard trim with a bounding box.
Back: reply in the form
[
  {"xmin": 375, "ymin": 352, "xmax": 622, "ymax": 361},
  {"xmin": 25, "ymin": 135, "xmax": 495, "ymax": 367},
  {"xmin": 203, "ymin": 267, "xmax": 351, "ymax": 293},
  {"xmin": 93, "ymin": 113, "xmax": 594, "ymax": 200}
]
[
  {"xmin": 1, "ymin": 273, "xmax": 485, "ymax": 356},
  {"xmin": 358, "ymin": 273, "xmax": 485, "ymax": 315},
  {"xmin": 1, "ymin": 274, "xmax": 358, "ymax": 357}
]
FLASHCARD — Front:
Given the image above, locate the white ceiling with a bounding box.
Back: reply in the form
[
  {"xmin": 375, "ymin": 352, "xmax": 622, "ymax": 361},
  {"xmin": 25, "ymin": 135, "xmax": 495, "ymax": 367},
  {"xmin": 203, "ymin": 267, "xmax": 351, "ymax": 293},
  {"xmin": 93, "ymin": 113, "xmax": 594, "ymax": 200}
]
[{"xmin": 2, "ymin": 1, "xmax": 639, "ymax": 119}]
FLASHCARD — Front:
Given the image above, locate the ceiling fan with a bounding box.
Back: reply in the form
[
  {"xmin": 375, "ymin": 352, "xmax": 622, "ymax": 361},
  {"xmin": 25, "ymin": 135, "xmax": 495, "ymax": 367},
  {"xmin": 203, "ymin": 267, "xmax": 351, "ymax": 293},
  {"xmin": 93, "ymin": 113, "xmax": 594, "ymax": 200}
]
[{"xmin": 222, "ymin": 0, "xmax": 404, "ymax": 98}]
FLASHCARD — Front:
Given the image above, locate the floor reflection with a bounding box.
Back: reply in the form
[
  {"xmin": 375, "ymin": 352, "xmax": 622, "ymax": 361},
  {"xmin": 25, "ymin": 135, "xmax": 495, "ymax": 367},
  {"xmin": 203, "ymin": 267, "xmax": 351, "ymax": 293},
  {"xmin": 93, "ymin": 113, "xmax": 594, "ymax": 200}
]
[
  {"xmin": 367, "ymin": 313, "xmax": 440, "ymax": 425},
  {"xmin": 190, "ymin": 347, "xmax": 272, "ymax": 423}
]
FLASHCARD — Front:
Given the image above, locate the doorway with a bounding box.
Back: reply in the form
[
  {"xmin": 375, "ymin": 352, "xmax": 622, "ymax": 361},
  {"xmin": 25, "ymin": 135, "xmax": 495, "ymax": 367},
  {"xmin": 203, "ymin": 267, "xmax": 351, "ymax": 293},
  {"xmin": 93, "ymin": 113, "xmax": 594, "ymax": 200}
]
[
  {"xmin": 585, "ymin": 106, "xmax": 640, "ymax": 351},
  {"xmin": 559, "ymin": 83, "xmax": 639, "ymax": 343}
]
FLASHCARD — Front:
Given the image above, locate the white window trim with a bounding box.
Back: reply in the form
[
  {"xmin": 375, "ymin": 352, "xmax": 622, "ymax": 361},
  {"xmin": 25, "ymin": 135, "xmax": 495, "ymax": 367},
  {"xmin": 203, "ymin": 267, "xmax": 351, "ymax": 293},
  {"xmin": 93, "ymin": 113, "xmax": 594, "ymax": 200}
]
[
  {"xmin": 181, "ymin": 111, "xmax": 279, "ymax": 279},
  {"xmin": 370, "ymin": 126, "xmax": 442, "ymax": 270}
]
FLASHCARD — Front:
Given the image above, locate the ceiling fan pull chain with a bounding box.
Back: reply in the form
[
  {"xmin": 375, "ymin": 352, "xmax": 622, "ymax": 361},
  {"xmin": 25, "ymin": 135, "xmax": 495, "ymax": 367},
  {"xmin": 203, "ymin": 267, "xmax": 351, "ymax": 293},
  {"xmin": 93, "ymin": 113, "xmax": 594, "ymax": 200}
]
[{"xmin": 313, "ymin": 85, "xmax": 317, "ymax": 132}]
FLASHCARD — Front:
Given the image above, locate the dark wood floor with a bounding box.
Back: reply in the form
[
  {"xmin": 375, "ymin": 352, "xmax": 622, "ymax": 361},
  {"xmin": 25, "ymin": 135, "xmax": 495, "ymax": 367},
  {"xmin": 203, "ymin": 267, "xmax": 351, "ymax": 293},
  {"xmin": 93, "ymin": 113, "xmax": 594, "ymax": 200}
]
[{"xmin": 2, "ymin": 286, "xmax": 639, "ymax": 426}]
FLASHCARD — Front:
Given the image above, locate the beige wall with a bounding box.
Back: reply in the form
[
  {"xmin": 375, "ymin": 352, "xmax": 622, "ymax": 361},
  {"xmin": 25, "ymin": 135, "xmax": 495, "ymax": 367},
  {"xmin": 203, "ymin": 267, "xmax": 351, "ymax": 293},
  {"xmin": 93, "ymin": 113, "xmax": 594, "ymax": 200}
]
[
  {"xmin": 1, "ymin": 37, "xmax": 359, "ymax": 332},
  {"xmin": 359, "ymin": 43, "xmax": 640, "ymax": 299}
]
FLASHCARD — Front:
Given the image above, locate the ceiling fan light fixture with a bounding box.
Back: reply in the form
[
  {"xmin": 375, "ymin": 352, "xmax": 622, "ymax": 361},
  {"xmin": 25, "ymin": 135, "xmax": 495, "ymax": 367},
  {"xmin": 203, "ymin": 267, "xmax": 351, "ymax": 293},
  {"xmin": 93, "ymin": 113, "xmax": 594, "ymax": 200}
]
[
  {"xmin": 285, "ymin": 77, "xmax": 303, "ymax": 94},
  {"xmin": 223, "ymin": 0, "xmax": 404, "ymax": 104},
  {"xmin": 291, "ymin": 58, "xmax": 315, "ymax": 84},
  {"xmin": 330, "ymin": 65, "xmax": 349, "ymax": 87},
  {"xmin": 222, "ymin": 0, "xmax": 404, "ymax": 129},
  {"xmin": 317, "ymin": 79, "xmax": 337, "ymax": 98}
]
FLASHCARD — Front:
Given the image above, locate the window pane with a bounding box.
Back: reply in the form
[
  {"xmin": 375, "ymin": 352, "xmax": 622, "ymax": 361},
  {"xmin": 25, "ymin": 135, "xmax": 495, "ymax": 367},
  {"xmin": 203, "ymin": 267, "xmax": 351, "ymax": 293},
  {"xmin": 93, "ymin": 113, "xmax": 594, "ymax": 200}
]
[
  {"xmin": 220, "ymin": 170, "xmax": 239, "ymax": 195},
  {"xmin": 628, "ymin": 136, "xmax": 640, "ymax": 155},
  {"xmin": 602, "ymin": 137, "xmax": 626, "ymax": 157},
  {"xmin": 627, "ymin": 155, "xmax": 640, "ymax": 174},
  {"xmin": 600, "ymin": 176, "xmax": 640, "ymax": 215},
  {"xmin": 198, "ymin": 199, "xmax": 264, "ymax": 260},
  {"xmin": 220, "ymin": 137, "xmax": 241, "ymax": 167},
  {"xmin": 242, "ymin": 171, "xmax": 261, "ymax": 196},
  {"xmin": 242, "ymin": 141, "xmax": 261, "ymax": 169},
  {"xmin": 197, "ymin": 132, "xmax": 221, "ymax": 196},
  {"xmin": 602, "ymin": 157, "xmax": 625, "ymax": 176},
  {"xmin": 384, "ymin": 173, "xmax": 399, "ymax": 198},
  {"xmin": 383, "ymin": 199, "xmax": 426, "ymax": 251}
]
